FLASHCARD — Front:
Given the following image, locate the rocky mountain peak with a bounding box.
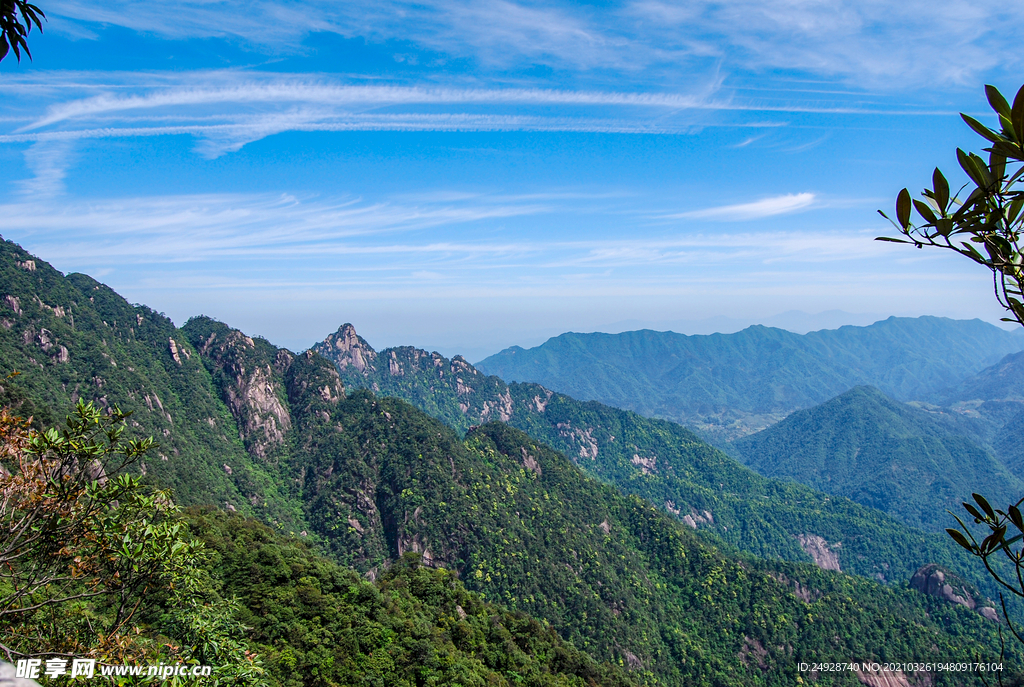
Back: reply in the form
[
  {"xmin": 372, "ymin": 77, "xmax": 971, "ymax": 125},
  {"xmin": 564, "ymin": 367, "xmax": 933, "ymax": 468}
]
[
  {"xmin": 182, "ymin": 318, "xmax": 293, "ymax": 460},
  {"xmin": 314, "ymin": 323, "xmax": 378, "ymax": 375}
]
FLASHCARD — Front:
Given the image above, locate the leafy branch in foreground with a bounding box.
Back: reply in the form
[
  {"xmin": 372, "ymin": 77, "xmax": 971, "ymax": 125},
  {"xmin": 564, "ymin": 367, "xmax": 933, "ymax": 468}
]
[
  {"xmin": 879, "ymin": 83, "xmax": 1024, "ymax": 326},
  {"xmin": 879, "ymin": 82, "xmax": 1024, "ymax": 642},
  {"xmin": 0, "ymin": 0, "xmax": 44, "ymax": 62},
  {"xmin": 0, "ymin": 399, "xmax": 202, "ymax": 662},
  {"xmin": 947, "ymin": 493, "xmax": 1024, "ymax": 643}
]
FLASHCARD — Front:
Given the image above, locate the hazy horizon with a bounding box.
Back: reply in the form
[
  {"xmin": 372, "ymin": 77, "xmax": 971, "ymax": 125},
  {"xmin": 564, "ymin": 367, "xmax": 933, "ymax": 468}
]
[{"xmin": 1, "ymin": 1, "xmax": 1021, "ymax": 358}]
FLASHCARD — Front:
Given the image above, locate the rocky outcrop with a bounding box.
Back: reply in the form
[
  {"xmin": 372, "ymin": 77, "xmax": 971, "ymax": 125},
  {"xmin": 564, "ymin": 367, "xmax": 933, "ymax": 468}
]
[
  {"xmin": 555, "ymin": 421, "xmax": 599, "ymax": 461},
  {"xmin": 0, "ymin": 661, "xmax": 41, "ymax": 687},
  {"xmin": 737, "ymin": 635, "xmax": 768, "ymax": 670},
  {"xmin": 286, "ymin": 350, "xmax": 345, "ymax": 409},
  {"xmin": 909, "ymin": 564, "xmax": 997, "ymax": 621},
  {"xmin": 192, "ymin": 324, "xmax": 293, "ymax": 459},
  {"xmin": 797, "ymin": 534, "xmax": 841, "ymax": 571},
  {"xmin": 313, "ymin": 323, "xmax": 378, "ymax": 375},
  {"xmin": 227, "ymin": 363, "xmax": 292, "ymax": 458},
  {"xmin": 631, "ymin": 453, "xmax": 656, "ymax": 474},
  {"xmin": 521, "ymin": 446, "xmax": 542, "ymax": 476},
  {"xmin": 480, "ymin": 388, "xmax": 514, "ymax": 422}
]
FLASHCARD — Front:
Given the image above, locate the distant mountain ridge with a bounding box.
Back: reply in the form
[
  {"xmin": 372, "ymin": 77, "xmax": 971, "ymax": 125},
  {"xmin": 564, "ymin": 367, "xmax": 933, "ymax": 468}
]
[
  {"xmin": 475, "ymin": 318, "xmax": 1024, "ymax": 442},
  {"xmin": 728, "ymin": 386, "xmax": 1024, "ymax": 532}
]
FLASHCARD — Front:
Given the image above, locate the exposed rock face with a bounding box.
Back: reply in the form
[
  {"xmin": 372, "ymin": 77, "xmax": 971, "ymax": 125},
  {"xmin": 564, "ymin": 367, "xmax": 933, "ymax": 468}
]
[
  {"xmin": 521, "ymin": 446, "xmax": 542, "ymax": 476},
  {"xmin": 797, "ymin": 533, "xmax": 841, "ymax": 571},
  {"xmin": 169, "ymin": 337, "xmax": 182, "ymax": 365},
  {"xmin": 909, "ymin": 563, "xmax": 997, "ymax": 621},
  {"xmin": 313, "ymin": 323, "xmax": 378, "ymax": 374},
  {"xmin": 532, "ymin": 390, "xmax": 553, "ymax": 412},
  {"xmin": 289, "ymin": 350, "xmax": 345, "ymax": 406},
  {"xmin": 320, "ymin": 324, "xmax": 530, "ymax": 428},
  {"xmin": 738, "ymin": 635, "xmax": 768, "ymax": 670},
  {"xmin": 480, "ymin": 388, "xmax": 513, "ymax": 422},
  {"xmin": 631, "ymin": 453, "xmax": 657, "ymax": 474},
  {"xmin": 556, "ymin": 421, "xmax": 599, "ymax": 460},
  {"xmin": 196, "ymin": 326, "xmax": 294, "ymax": 459},
  {"xmin": 0, "ymin": 661, "xmax": 41, "ymax": 686},
  {"xmin": 229, "ymin": 363, "xmax": 292, "ymax": 458},
  {"xmin": 4, "ymin": 295, "xmax": 21, "ymax": 316},
  {"xmin": 675, "ymin": 504, "xmax": 714, "ymax": 529}
]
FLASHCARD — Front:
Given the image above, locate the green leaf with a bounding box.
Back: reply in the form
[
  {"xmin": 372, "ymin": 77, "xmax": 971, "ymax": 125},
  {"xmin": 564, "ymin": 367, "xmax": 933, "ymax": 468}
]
[
  {"xmin": 1008, "ymin": 505, "xmax": 1023, "ymax": 532},
  {"xmin": 992, "ymin": 141, "xmax": 1022, "ymax": 159},
  {"xmin": 957, "ymin": 148, "xmax": 984, "ymax": 187},
  {"xmin": 963, "ymin": 502, "xmax": 983, "ymax": 520},
  {"xmin": 970, "ymin": 152, "xmax": 994, "ymax": 187},
  {"xmin": 973, "ymin": 493, "xmax": 996, "ymax": 520},
  {"xmin": 1007, "ymin": 198, "xmax": 1023, "ymax": 225},
  {"xmin": 986, "ymin": 84, "xmax": 1012, "ymax": 120},
  {"xmin": 932, "ymin": 168, "xmax": 949, "ymax": 211},
  {"xmin": 896, "ymin": 188, "xmax": 912, "ymax": 229},
  {"xmin": 1013, "ymin": 84, "xmax": 1024, "ymax": 148},
  {"xmin": 946, "ymin": 528, "xmax": 975, "ymax": 552},
  {"xmin": 962, "ymin": 114, "xmax": 1002, "ymax": 144},
  {"xmin": 912, "ymin": 199, "xmax": 938, "ymax": 224},
  {"xmin": 990, "ymin": 152, "xmax": 1006, "ymax": 183}
]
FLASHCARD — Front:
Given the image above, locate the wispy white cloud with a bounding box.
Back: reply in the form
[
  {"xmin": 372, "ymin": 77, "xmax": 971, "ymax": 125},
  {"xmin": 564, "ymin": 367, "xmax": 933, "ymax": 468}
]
[
  {"xmin": 0, "ymin": 68, "xmax": 960, "ymax": 194},
  {"xmin": 19, "ymin": 80, "xmax": 722, "ymax": 132},
  {"xmin": 0, "ymin": 192, "xmax": 551, "ymax": 263},
  {"xmin": 0, "ymin": 72, "xmax": 733, "ymax": 191},
  {"xmin": 16, "ymin": 140, "xmax": 75, "ymax": 198},
  {"xmin": 44, "ymin": 0, "xmax": 1024, "ymax": 89},
  {"xmin": 0, "ymin": 189, "xmax": 880, "ymax": 275},
  {"xmin": 664, "ymin": 193, "xmax": 816, "ymax": 221},
  {"xmin": 2, "ymin": 186, "xmax": 992, "ymax": 356}
]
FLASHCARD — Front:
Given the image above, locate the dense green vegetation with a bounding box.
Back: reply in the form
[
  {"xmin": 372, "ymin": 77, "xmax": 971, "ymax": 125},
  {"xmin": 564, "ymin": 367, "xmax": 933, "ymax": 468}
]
[
  {"xmin": 319, "ymin": 327, "xmax": 999, "ymax": 595},
  {"xmin": 729, "ymin": 386, "xmax": 1024, "ymax": 532},
  {"xmin": 175, "ymin": 509, "xmax": 636, "ymax": 687},
  {"xmin": 2, "ymin": 242, "xmax": 1021, "ymax": 684},
  {"xmin": 473, "ymin": 319, "xmax": 1024, "ymax": 440},
  {"xmin": 177, "ymin": 394, "xmax": 1022, "ymax": 685}
]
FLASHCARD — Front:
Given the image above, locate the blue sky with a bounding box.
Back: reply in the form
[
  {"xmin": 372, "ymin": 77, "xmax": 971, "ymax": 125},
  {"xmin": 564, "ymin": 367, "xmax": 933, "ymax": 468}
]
[{"xmin": 0, "ymin": 0, "xmax": 1021, "ymax": 360}]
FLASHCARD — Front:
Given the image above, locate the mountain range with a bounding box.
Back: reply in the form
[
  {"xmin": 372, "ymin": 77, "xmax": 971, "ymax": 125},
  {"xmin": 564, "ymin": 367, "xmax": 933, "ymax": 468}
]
[
  {"xmin": 314, "ymin": 324, "xmax": 1003, "ymax": 588},
  {"xmin": 0, "ymin": 237, "xmax": 1017, "ymax": 685},
  {"xmin": 475, "ymin": 320, "xmax": 1024, "ymax": 443}
]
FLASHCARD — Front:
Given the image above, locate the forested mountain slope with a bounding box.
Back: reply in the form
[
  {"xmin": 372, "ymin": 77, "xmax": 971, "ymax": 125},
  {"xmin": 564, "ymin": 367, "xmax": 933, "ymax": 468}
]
[
  {"xmin": 315, "ymin": 325, "xmax": 990, "ymax": 591},
  {"xmin": 728, "ymin": 386, "xmax": 1024, "ymax": 531},
  {"xmin": 937, "ymin": 349, "xmax": 1024, "ymax": 408},
  {"xmin": 174, "ymin": 509, "xmax": 638, "ymax": 687},
  {"xmin": 474, "ymin": 319, "xmax": 1023, "ymax": 441},
  {"xmin": 176, "ymin": 390, "xmax": 1015, "ymax": 685},
  {"xmin": 0, "ymin": 239, "xmax": 303, "ymax": 528},
  {"xmin": 0, "ymin": 240, "xmax": 1017, "ymax": 685}
]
